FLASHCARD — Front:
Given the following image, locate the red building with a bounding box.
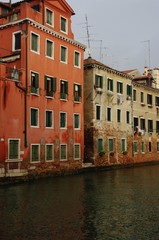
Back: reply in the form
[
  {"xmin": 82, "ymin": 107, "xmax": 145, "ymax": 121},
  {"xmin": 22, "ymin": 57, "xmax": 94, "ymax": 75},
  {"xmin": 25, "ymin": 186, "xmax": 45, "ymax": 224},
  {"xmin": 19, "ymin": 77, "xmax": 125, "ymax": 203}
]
[{"xmin": 0, "ymin": 0, "xmax": 85, "ymax": 177}]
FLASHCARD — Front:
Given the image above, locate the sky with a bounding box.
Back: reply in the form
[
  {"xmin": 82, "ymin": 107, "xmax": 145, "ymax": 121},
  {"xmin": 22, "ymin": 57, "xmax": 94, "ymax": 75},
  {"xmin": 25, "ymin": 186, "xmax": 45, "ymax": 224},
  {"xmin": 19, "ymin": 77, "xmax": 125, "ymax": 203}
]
[
  {"xmin": 2, "ymin": 0, "xmax": 159, "ymax": 72},
  {"xmin": 66, "ymin": 0, "xmax": 159, "ymax": 72}
]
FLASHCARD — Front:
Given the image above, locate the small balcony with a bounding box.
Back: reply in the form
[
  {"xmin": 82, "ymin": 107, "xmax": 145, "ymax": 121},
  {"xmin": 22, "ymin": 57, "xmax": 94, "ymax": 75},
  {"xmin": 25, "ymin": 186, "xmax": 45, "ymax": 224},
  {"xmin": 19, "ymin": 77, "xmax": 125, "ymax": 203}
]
[{"xmin": 6, "ymin": 67, "xmax": 20, "ymax": 82}]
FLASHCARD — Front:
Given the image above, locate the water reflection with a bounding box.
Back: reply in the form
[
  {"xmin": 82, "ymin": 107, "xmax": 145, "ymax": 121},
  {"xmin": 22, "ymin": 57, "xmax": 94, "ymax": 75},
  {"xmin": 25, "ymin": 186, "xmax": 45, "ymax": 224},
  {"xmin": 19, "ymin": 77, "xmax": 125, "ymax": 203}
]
[{"xmin": 1, "ymin": 166, "xmax": 159, "ymax": 240}]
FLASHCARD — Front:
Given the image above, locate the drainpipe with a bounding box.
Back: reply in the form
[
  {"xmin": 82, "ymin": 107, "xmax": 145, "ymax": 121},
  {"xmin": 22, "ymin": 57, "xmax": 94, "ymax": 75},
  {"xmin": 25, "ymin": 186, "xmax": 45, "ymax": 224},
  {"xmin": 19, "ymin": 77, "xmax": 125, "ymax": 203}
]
[{"xmin": 42, "ymin": 0, "xmax": 45, "ymax": 25}]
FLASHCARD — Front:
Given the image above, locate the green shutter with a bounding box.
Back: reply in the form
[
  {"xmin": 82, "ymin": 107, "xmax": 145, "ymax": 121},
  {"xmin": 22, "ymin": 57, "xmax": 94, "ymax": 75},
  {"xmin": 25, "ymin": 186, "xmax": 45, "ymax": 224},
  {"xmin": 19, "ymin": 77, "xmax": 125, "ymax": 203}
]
[
  {"xmin": 44, "ymin": 76, "xmax": 47, "ymax": 90},
  {"xmin": 35, "ymin": 74, "xmax": 39, "ymax": 88},
  {"xmin": 52, "ymin": 77, "xmax": 56, "ymax": 92},
  {"xmin": 9, "ymin": 140, "xmax": 19, "ymax": 159},
  {"xmin": 111, "ymin": 79, "xmax": 113, "ymax": 91},
  {"xmin": 65, "ymin": 81, "xmax": 68, "ymax": 94},
  {"xmin": 109, "ymin": 139, "xmax": 114, "ymax": 152},
  {"xmin": 100, "ymin": 76, "xmax": 103, "ymax": 88},
  {"xmin": 98, "ymin": 139, "xmax": 103, "ymax": 152},
  {"xmin": 78, "ymin": 85, "xmax": 82, "ymax": 97},
  {"xmin": 95, "ymin": 75, "xmax": 98, "ymax": 87}
]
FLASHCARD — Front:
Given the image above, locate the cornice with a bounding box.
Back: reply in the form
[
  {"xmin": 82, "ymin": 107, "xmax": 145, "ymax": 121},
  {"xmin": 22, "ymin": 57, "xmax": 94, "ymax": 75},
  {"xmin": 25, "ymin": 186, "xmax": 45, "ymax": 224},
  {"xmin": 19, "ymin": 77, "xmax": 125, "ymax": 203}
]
[{"xmin": 0, "ymin": 18, "xmax": 86, "ymax": 50}]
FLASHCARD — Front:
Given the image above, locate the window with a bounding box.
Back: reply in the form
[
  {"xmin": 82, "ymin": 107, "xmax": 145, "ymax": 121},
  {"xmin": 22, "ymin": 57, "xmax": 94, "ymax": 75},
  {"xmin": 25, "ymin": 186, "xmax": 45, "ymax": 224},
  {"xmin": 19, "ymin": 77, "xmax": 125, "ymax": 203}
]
[
  {"xmin": 147, "ymin": 94, "xmax": 153, "ymax": 106},
  {"xmin": 45, "ymin": 75, "xmax": 56, "ymax": 97},
  {"xmin": 141, "ymin": 92, "xmax": 144, "ymax": 103},
  {"xmin": 133, "ymin": 142, "xmax": 138, "ymax": 153},
  {"xmin": 133, "ymin": 89, "xmax": 136, "ymax": 101},
  {"xmin": 46, "ymin": 8, "xmax": 53, "ymax": 26},
  {"xmin": 2, "ymin": 7, "xmax": 7, "ymax": 15},
  {"xmin": 60, "ymin": 144, "xmax": 67, "ymax": 160},
  {"xmin": 31, "ymin": 108, "xmax": 39, "ymax": 127},
  {"xmin": 134, "ymin": 117, "xmax": 138, "ymax": 131},
  {"xmin": 126, "ymin": 111, "xmax": 130, "ymax": 124},
  {"xmin": 156, "ymin": 96, "xmax": 159, "ymax": 106},
  {"xmin": 60, "ymin": 80, "xmax": 68, "ymax": 100},
  {"xmin": 31, "ymin": 32, "xmax": 40, "ymax": 53},
  {"xmin": 157, "ymin": 141, "xmax": 159, "ymax": 152},
  {"xmin": 95, "ymin": 75, "xmax": 103, "ymax": 88},
  {"xmin": 117, "ymin": 109, "xmax": 121, "ymax": 123},
  {"xmin": 45, "ymin": 144, "xmax": 54, "ymax": 161},
  {"xmin": 45, "ymin": 110, "xmax": 53, "ymax": 128},
  {"xmin": 121, "ymin": 139, "xmax": 126, "ymax": 152},
  {"xmin": 8, "ymin": 139, "xmax": 20, "ymax": 159},
  {"xmin": 107, "ymin": 78, "xmax": 113, "ymax": 91},
  {"xmin": 96, "ymin": 105, "xmax": 101, "ymax": 120},
  {"xmin": 117, "ymin": 82, "xmax": 123, "ymax": 94},
  {"xmin": 108, "ymin": 139, "xmax": 114, "ymax": 152},
  {"xmin": 74, "ymin": 84, "xmax": 82, "ymax": 102},
  {"xmin": 60, "ymin": 16, "xmax": 67, "ymax": 33},
  {"xmin": 31, "ymin": 72, "xmax": 39, "ymax": 94},
  {"xmin": 156, "ymin": 121, "xmax": 159, "ymax": 133},
  {"xmin": 74, "ymin": 114, "xmax": 80, "ymax": 129},
  {"xmin": 74, "ymin": 51, "xmax": 80, "ymax": 67},
  {"xmin": 74, "ymin": 144, "xmax": 80, "ymax": 159},
  {"xmin": 46, "ymin": 39, "xmax": 54, "ymax": 58},
  {"xmin": 148, "ymin": 119, "xmax": 153, "ymax": 133},
  {"xmin": 60, "ymin": 46, "xmax": 67, "ymax": 63},
  {"xmin": 31, "ymin": 144, "xmax": 40, "ymax": 162},
  {"xmin": 32, "ymin": 4, "xmax": 40, "ymax": 12},
  {"xmin": 60, "ymin": 112, "xmax": 67, "ymax": 128},
  {"xmin": 98, "ymin": 139, "xmax": 104, "ymax": 152},
  {"xmin": 140, "ymin": 118, "xmax": 145, "ymax": 130},
  {"xmin": 148, "ymin": 142, "xmax": 152, "ymax": 152},
  {"xmin": 127, "ymin": 84, "xmax": 132, "ymax": 98},
  {"xmin": 141, "ymin": 141, "xmax": 145, "ymax": 153},
  {"xmin": 13, "ymin": 31, "xmax": 21, "ymax": 51},
  {"xmin": 107, "ymin": 107, "xmax": 112, "ymax": 122}
]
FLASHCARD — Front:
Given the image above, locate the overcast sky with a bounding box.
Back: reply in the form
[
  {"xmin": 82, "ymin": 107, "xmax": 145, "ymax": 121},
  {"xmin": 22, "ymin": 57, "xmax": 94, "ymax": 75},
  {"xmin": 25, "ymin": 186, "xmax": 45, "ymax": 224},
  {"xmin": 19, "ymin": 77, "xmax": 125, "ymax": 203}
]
[
  {"xmin": 2, "ymin": 0, "xmax": 159, "ymax": 72},
  {"xmin": 67, "ymin": 0, "xmax": 159, "ymax": 72}
]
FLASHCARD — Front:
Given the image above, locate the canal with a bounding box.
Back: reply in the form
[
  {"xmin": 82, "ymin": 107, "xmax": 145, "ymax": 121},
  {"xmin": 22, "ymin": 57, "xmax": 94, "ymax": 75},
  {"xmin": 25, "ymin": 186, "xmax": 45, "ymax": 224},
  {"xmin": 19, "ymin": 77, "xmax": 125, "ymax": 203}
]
[{"xmin": 1, "ymin": 165, "xmax": 159, "ymax": 240}]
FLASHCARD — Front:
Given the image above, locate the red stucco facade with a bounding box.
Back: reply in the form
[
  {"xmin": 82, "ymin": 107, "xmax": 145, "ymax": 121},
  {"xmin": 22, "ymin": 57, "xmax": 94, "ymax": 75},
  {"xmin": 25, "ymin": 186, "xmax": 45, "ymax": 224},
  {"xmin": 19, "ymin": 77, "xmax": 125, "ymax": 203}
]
[{"xmin": 0, "ymin": 0, "xmax": 85, "ymax": 176}]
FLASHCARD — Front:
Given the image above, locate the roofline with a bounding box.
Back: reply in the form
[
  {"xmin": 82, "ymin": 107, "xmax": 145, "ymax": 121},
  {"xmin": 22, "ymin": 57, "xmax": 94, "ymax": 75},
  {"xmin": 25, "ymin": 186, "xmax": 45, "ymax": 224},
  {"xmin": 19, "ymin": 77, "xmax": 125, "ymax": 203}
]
[{"xmin": 0, "ymin": 17, "xmax": 86, "ymax": 50}]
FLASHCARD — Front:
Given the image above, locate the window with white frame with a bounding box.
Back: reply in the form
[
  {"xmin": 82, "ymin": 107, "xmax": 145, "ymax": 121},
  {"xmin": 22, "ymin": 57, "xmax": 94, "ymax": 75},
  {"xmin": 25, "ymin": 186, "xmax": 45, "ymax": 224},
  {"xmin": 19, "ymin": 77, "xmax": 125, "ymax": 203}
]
[
  {"xmin": 148, "ymin": 119, "xmax": 153, "ymax": 133},
  {"xmin": 13, "ymin": 31, "xmax": 21, "ymax": 51},
  {"xmin": 140, "ymin": 118, "xmax": 146, "ymax": 130},
  {"xmin": 60, "ymin": 144, "xmax": 67, "ymax": 160},
  {"xmin": 31, "ymin": 32, "xmax": 40, "ymax": 53},
  {"xmin": 126, "ymin": 111, "xmax": 130, "ymax": 124},
  {"xmin": 74, "ymin": 144, "xmax": 80, "ymax": 160},
  {"xmin": 44, "ymin": 75, "xmax": 56, "ymax": 97},
  {"xmin": 108, "ymin": 139, "xmax": 114, "ymax": 152},
  {"xmin": 74, "ymin": 84, "xmax": 82, "ymax": 102},
  {"xmin": 45, "ymin": 110, "xmax": 53, "ymax": 128},
  {"xmin": 97, "ymin": 139, "xmax": 104, "ymax": 153},
  {"xmin": 31, "ymin": 71, "xmax": 39, "ymax": 94},
  {"xmin": 30, "ymin": 108, "xmax": 39, "ymax": 127},
  {"xmin": 60, "ymin": 112, "xmax": 67, "ymax": 128},
  {"xmin": 46, "ymin": 39, "xmax": 54, "ymax": 58},
  {"xmin": 121, "ymin": 139, "xmax": 126, "ymax": 152},
  {"xmin": 31, "ymin": 144, "xmax": 40, "ymax": 162},
  {"xmin": 133, "ymin": 141, "xmax": 138, "ymax": 153},
  {"xmin": 74, "ymin": 113, "xmax": 80, "ymax": 129},
  {"xmin": 95, "ymin": 75, "xmax": 103, "ymax": 89},
  {"xmin": 45, "ymin": 144, "xmax": 54, "ymax": 161},
  {"xmin": 74, "ymin": 51, "xmax": 80, "ymax": 67},
  {"xmin": 147, "ymin": 94, "xmax": 153, "ymax": 106},
  {"xmin": 107, "ymin": 107, "xmax": 112, "ymax": 122},
  {"xmin": 133, "ymin": 89, "xmax": 137, "ymax": 101},
  {"xmin": 96, "ymin": 105, "xmax": 101, "ymax": 120},
  {"xmin": 141, "ymin": 141, "xmax": 145, "ymax": 153},
  {"xmin": 8, "ymin": 139, "xmax": 20, "ymax": 160},
  {"xmin": 127, "ymin": 84, "xmax": 132, "ymax": 98},
  {"xmin": 117, "ymin": 82, "xmax": 123, "ymax": 94},
  {"xmin": 60, "ymin": 80, "xmax": 68, "ymax": 100},
  {"xmin": 141, "ymin": 92, "xmax": 144, "ymax": 103},
  {"xmin": 117, "ymin": 109, "xmax": 121, "ymax": 123},
  {"xmin": 60, "ymin": 45, "xmax": 67, "ymax": 63},
  {"xmin": 107, "ymin": 78, "xmax": 113, "ymax": 91},
  {"xmin": 46, "ymin": 8, "xmax": 54, "ymax": 26},
  {"xmin": 60, "ymin": 16, "xmax": 67, "ymax": 33},
  {"xmin": 148, "ymin": 141, "xmax": 152, "ymax": 152}
]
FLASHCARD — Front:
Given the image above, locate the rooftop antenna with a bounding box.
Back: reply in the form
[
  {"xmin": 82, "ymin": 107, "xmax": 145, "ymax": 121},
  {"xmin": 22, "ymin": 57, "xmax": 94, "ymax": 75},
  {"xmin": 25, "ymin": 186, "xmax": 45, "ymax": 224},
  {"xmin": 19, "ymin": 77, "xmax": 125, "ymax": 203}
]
[
  {"xmin": 85, "ymin": 14, "xmax": 92, "ymax": 58},
  {"xmin": 141, "ymin": 40, "xmax": 151, "ymax": 69}
]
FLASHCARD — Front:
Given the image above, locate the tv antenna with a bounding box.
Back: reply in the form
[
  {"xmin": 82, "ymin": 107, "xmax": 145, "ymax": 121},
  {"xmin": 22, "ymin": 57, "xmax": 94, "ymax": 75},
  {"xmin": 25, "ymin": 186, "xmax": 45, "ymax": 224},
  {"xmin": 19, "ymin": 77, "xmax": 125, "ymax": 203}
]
[
  {"xmin": 141, "ymin": 40, "xmax": 151, "ymax": 68},
  {"xmin": 85, "ymin": 14, "xmax": 92, "ymax": 58}
]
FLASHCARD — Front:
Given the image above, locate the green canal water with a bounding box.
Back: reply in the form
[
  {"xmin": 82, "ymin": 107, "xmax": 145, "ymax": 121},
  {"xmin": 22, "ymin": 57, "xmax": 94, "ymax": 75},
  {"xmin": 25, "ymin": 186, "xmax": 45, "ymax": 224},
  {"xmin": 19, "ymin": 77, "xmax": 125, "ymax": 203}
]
[{"xmin": 1, "ymin": 165, "xmax": 159, "ymax": 240}]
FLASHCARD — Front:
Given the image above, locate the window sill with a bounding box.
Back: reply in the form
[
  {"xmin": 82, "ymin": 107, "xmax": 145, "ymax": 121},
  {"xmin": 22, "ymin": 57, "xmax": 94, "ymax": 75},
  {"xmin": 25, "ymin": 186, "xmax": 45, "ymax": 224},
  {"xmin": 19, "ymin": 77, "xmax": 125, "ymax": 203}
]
[{"xmin": 5, "ymin": 159, "xmax": 22, "ymax": 163}]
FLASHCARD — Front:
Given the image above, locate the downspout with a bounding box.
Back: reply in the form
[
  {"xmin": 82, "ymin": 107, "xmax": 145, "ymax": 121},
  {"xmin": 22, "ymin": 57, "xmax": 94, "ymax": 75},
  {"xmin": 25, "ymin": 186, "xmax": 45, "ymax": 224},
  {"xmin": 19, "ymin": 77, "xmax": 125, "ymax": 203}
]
[
  {"xmin": 24, "ymin": 20, "xmax": 28, "ymax": 148},
  {"xmin": 42, "ymin": 0, "xmax": 45, "ymax": 25}
]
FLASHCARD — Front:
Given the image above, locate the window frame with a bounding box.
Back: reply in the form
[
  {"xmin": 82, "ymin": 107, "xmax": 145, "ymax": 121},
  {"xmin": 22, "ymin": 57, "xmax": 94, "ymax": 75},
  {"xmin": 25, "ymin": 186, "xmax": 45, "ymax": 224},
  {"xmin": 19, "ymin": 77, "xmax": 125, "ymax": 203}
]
[
  {"xmin": 107, "ymin": 107, "xmax": 112, "ymax": 122},
  {"xmin": 60, "ymin": 144, "xmax": 67, "ymax": 161},
  {"xmin": 46, "ymin": 8, "xmax": 54, "ymax": 26},
  {"xmin": 60, "ymin": 80, "xmax": 68, "ymax": 100},
  {"xmin": 74, "ymin": 51, "xmax": 81, "ymax": 68},
  {"xmin": 46, "ymin": 39, "xmax": 54, "ymax": 59},
  {"xmin": 60, "ymin": 45, "xmax": 68, "ymax": 63},
  {"xmin": 74, "ymin": 83, "xmax": 82, "ymax": 102},
  {"xmin": 12, "ymin": 31, "xmax": 21, "ymax": 51},
  {"xmin": 31, "ymin": 144, "xmax": 40, "ymax": 163},
  {"xmin": 141, "ymin": 141, "xmax": 145, "ymax": 154},
  {"xmin": 44, "ymin": 75, "xmax": 56, "ymax": 98},
  {"xmin": 133, "ymin": 141, "xmax": 138, "ymax": 154},
  {"xmin": 30, "ymin": 71, "xmax": 39, "ymax": 95},
  {"xmin": 45, "ymin": 110, "xmax": 54, "ymax": 129},
  {"xmin": 108, "ymin": 138, "xmax": 114, "ymax": 153},
  {"xmin": 148, "ymin": 119, "xmax": 153, "ymax": 133},
  {"xmin": 30, "ymin": 107, "xmax": 39, "ymax": 128},
  {"xmin": 45, "ymin": 144, "xmax": 54, "ymax": 162},
  {"xmin": 117, "ymin": 109, "xmax": 121, "ymax": 123},
  {"xmin": 60, "ymin": 112, "xmax": 67, "ymax": 129},
  {"xmin": 107, "ymin": 78, "xmax": 113, "ymax": 92},
  {"xmin": 60, "ymin": 16, "xmax": 68, "ymax": 34},
  {"xmin": 74, "ymin": 144, "xmax": 81, "ymax": 160},
  {"xmin": 147, "ymin": 93, "xmax": 153, "ymax": 106},
  {"xmin": 96, "ymin": 105, "xmax": 101, "ymax": 120},
  {"xmin": 8, "ymin": 138, "xmax": 20, "ymax": 160},
  {"xmin": 30, "ymin": 31, "xmax": 40, "ymax": 54},
  {"xmin": 117, "ymin": 81, "xmax": 123, "ymax": 94},
  {"xmin": 74, "ymin": 113, "xmax": 80, "ymax": 130},
  {"xmin": 121, "ymin": 138, "xmax": 127, "ymax": 152},
  {"xmin": 126, "ymin": 111, "xmax": 130, "ymax": 124},
  {"xmin": 97, "ymin": 138, "xmax": 104, "ymax": 153},
  {"xmin": 95, "ymin": 74, "xmax": 103, "ymax": 89}
]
